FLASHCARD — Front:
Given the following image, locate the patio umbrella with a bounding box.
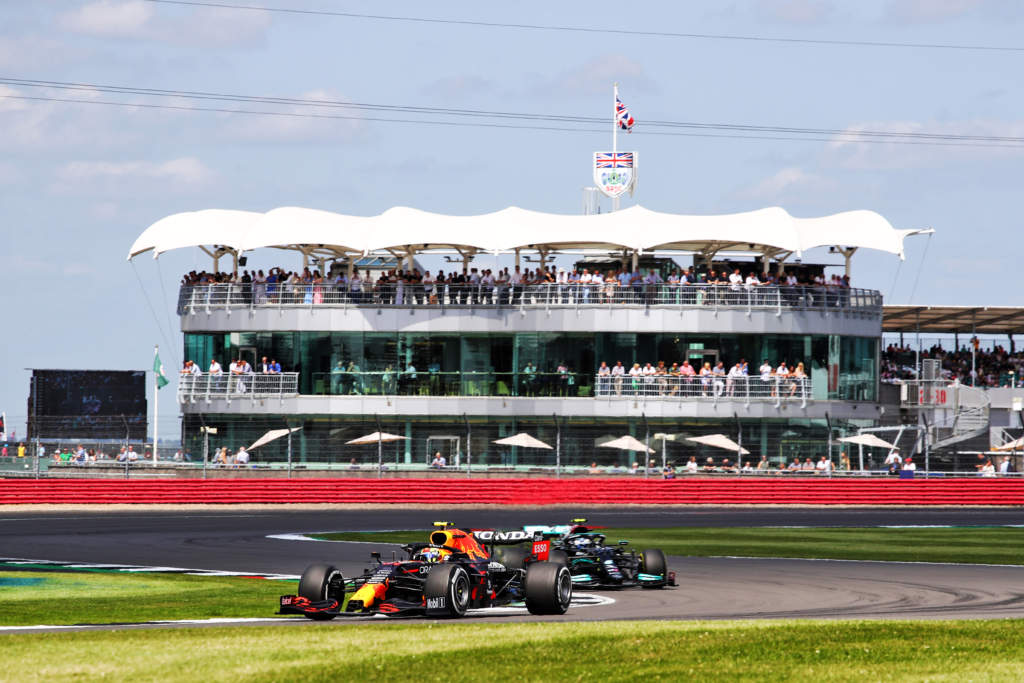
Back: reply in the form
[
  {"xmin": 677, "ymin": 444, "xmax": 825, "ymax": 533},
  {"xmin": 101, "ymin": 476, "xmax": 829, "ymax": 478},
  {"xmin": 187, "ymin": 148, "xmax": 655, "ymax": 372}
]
[
  {"xmin": 345, "ymin": 431, "xmax": 409, "ymax": 445},
  {"xmin": 837, "ymin": 433, "xmax": 896, "ymax": 449},
  {"xmin": 994, "ymin": 436, "xmax": 1024, "ymax": 451},
  {"xmin": 247, "ymin": 427, "xmax": 302, "ymax": 451},
  {"xmin": 347, "ymin": 431, "xmax": 409, "ymax": 477},
  {"xmin": 838, "ymin": 433, "xmax": 898, "ymax": 471},
  {"xmin": 686, "ymin": 434, "xmax": 750, "ymax": 455},
  {"xmin": 598, "ymin": 435, "xmax": 655, "ymax": 454},
  {"xmin": 493, "ymin": 433, "xmax": 553, "ymax": 449}
]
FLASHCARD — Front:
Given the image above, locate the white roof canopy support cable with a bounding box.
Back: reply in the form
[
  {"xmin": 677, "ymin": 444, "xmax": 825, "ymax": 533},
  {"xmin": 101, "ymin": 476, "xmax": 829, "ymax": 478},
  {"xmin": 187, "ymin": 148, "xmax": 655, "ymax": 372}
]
[{"xmin": 128, "ymin": 204, "xmax": 931, "ymax": 263}]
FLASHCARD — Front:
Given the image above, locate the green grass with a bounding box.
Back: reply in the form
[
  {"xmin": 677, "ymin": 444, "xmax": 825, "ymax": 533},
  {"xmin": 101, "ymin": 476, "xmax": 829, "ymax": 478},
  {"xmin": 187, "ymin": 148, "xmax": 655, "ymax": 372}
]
[
  {"xmin": 4, "ymin": 619, "xmax": 1024, "ymax": 681},
  {"xmin": 314, "ymin": 526, "xmax": 1024, "ymax": 565},
  {"xmin": 0, "ymin": 571, "xmax": 290, "ymax": 626}
]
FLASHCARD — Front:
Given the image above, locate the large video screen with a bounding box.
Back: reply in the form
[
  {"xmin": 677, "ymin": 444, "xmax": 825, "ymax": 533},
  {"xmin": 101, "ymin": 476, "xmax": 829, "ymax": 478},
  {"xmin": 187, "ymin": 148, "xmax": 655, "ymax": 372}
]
[{"xmin": 28, "ymin": 370, "xmax": 147, "ymax": 439}]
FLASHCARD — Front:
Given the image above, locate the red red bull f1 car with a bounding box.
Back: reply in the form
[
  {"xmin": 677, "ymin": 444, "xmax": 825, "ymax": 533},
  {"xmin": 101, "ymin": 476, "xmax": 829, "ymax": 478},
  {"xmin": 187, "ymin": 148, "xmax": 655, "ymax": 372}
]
[{"xmin": 278, "ymin": 522, "xmax": 572, "ymax": 619}]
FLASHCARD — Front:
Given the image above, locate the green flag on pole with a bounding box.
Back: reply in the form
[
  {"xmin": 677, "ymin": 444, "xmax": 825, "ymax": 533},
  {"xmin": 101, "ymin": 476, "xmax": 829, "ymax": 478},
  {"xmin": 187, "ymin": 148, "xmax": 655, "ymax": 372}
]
[{"xmin": 154, "ymin": 351, "xmax": 169, "ymax": 389}]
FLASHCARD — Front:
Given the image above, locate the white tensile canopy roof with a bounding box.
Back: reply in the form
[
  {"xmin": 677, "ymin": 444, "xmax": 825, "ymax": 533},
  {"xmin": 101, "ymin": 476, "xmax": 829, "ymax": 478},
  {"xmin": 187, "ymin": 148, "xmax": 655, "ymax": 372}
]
[{"xmin": 127, "ymin": 204, "xmax": 930, "ymax": 261}]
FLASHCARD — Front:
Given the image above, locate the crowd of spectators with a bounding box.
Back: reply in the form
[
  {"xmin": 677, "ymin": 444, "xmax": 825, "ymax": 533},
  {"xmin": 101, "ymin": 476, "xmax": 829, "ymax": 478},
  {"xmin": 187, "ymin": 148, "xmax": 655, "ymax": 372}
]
[
  {"xmin": 881, "ymin": 343, "xmax": 1024, "ymax": 386},
  {"xmin": 181, "ymin": 265, "xmax": 855, "ymax": 308},
  {"xmin": 180, "ymin": 356, "xmax": 286, "ymax": 394},
  {"xmin": 596, "ymin": 359, "xmax": 809, "ymax": 398}
]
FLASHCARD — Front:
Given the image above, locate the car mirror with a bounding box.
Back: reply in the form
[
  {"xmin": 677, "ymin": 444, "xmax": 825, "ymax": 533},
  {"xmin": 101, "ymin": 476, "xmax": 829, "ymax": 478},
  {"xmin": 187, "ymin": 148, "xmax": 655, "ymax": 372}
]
[
  {"xmin": 371, "ymin": 551, "xmax": 382, "ymax": 563},
  {"xmin": 618, "ymin": 540, "xmax": 629, "ymax": 545}
]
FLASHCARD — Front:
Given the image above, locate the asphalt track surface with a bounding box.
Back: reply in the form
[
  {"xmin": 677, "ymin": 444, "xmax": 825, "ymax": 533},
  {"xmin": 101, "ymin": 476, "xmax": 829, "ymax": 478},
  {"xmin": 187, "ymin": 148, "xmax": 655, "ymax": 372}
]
[{"xmin": 4, "ymin": 506, "xmax": 1024, "ymax": 625}]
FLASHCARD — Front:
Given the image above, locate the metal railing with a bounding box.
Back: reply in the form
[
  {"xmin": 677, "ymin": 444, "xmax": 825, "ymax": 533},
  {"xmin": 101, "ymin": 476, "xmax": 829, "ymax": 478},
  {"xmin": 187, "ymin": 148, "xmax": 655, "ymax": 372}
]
[
  {"xmin": 176, "ymin": 369, "xmax": 811, "ymax": 405},
  {"xmin": 178, "ymin": 282, "xmax": 881, "ymax": 316},
  {"xmin": 595, "ymin": 374, "xmax": 811, "ymax": 405},
  {"xmin": 178, "ymin": 372, "xmax": 299, "ymax": 402},
  {"xmin": 898, "ymin": 379, "xmax": 991, "ymax": 448},
  {"xmin": 309, "ymin": 371, "xmax": 589, "ymax": 398}
]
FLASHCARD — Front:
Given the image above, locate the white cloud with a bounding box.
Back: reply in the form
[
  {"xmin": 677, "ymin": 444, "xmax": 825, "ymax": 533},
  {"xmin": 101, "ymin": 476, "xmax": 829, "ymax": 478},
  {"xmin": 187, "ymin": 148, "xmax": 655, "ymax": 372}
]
[
  {"xmin": 0, "ymin": 161, "xmax": 18, "ymax": 184},
  {"xmin": 182, "ymin": 6, "xmax": 270, "ymax": 46},
  {"xmin": 223, "ymin": 89, "xmax": 365, "ymax": 143},
  {"xmin": 0, "ymin": 34, "xmax": 76, "ymax": 70},
  {"xmin": 736, "ymin": 166, "xmax": 840, "ymax": 205},
  {"xmin": 420, "ymin": 75, "xmax": 494, "ymax": 99},
  {"xmin": 759, "ymin": 0, "xmax": 835, "ymax": 24},
  {"xmin": 54, "ymin": 157, "xmax": 215, "ymax": 194},
  {"xmin": 533, "ymin": 55, "xmax": 658, "ymax": 97},
  {"xmin": 825, "ymin": 119, "xmax": 1024, "ymax": 169},
  {"xmin": 58, "ymin": 0, "xmax": 154, "ymax": 37},
  {"xmin": 58, "ymin": 0, "xmax": 270, "ymax": 46},
  {"xmin": 883, "ymin": 0, "xmax": 984, "ymax": 23},
  {"xmin": 0, "ymin": 84, "xmax": 156, "ymax": 150}
]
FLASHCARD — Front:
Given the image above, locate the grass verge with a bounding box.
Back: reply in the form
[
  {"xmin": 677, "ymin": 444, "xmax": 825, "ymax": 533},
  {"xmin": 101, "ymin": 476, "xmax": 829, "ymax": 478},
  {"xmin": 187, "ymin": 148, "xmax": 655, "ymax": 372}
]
[
  {"xmin": 314, "ymin": 526, "xmax": 1024, "ymax": 565},
  {"xmin": 4, "ymin": 619, "xmax": 1024, "ymax": 681},
  {"xmin": 0, "ymin": 571, "xmax": 289, "ymax": 626}
]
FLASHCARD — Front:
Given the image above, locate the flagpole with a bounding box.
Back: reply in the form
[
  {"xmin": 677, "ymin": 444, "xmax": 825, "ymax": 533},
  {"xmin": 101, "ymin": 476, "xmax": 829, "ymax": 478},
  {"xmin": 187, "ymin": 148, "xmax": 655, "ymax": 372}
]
[
  {"xmin": 612, "ymin": 82, "xmax": 620, "ymax": 213},
  {"xmin": 153, "ymin": 344, "xmax": 159, "ymax": 467}
]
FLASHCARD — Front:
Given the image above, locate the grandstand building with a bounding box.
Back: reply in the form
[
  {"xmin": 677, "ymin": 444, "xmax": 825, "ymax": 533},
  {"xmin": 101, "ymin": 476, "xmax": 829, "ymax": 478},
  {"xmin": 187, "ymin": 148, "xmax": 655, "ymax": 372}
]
[{"xmin": 130, "ymin": 205, "xmax": 932, "ymax": 470}]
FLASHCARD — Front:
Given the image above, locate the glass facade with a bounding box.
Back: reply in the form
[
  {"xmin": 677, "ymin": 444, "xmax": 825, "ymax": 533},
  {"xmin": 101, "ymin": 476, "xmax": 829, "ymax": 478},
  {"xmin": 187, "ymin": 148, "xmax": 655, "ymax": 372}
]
[
  {"xmin": 184, "ymin": 331, "xmax": 878, "ymax": 401},
  {"xmin": 181, "ymin": 413, "xmax": 867, "ymax": 470}
]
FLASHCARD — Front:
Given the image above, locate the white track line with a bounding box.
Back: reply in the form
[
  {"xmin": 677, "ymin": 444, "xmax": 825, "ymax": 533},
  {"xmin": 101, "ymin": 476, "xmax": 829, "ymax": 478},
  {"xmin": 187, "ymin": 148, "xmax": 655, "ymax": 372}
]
[
  {"xmin": 707, "ymin": 555, "xmax": 1024, "ymax": 569},
  {"xmin": 267, "ymin": 532, "xmax": 403, "ymax": 544}
]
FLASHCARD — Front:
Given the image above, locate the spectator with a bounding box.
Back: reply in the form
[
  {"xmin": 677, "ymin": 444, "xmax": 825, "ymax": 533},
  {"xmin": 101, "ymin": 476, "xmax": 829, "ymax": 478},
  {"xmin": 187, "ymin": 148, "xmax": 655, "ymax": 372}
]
[
  {"xmin": 999, "ymin": 456, "xmax": 1012, "ymax": 476},
  {"xmin": 981, "ymin": 458, "xmax": 996, "ymax": 477},
  {"xmin": 685, "ymin": 457, "xmax": 698, "ymax": 474},
  {"xmin": 756, "ymin": 455, "xmax": 768, "ymax": 472},
  {"xmin": 430, "ymin": 452, "xmax": 446, "ymax": 469},
  {"xmin": 839, "ymin": 451, "xmax": 851, "ymax": 471},
  {"xmin": 349, "ymin": 458, "xmax": 360, "ymax": 470},
  {"xmin": 628, "ymin": 461, "xmax": 640, "ymax": 474},
  {"xmin": 588, "ymin": 461, "xmax": 602, "ymax": 474},
  {"xmin": 901, "ymin": 457, "xmax": 916, "ymax": 472},
  {"xmin": 234, "ymin": 446, "xmax": 250, "ymax": 467},
  {"xmin": 884, "ymin": 449, "xmax": 902, "ymax": 474}
]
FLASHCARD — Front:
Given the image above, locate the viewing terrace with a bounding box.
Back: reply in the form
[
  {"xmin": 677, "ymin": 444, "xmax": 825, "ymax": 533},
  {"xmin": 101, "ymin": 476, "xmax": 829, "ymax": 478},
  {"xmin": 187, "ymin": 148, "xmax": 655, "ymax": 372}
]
[
  {"xmin": 178, "ymin": 371, "xmax": 813, "ymax": 406},
  {"xmin": 177, "ymin": 281, "xmax": 882, "ymax": 317}
]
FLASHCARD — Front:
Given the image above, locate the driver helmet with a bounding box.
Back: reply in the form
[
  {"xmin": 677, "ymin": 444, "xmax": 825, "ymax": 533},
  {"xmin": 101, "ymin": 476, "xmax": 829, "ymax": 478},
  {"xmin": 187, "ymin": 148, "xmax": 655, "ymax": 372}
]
[
  {"xmin": 569, "ymin": 535, "xmax": 593, "ymax": 548},
  {"xmin": 416, "ymin": 547, "xmax": 451, "ymax": 564}
]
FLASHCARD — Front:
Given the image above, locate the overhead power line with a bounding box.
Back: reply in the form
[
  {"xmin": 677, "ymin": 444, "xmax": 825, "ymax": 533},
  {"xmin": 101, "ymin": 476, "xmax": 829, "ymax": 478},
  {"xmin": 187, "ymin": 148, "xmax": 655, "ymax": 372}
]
[
  {"xmin": 2, "ymin": 77, "xmax": 1023, "ymax": 149},
  {"xmin": 143, "ymin": 0, "xmax": 1024, "ymax": 53}
]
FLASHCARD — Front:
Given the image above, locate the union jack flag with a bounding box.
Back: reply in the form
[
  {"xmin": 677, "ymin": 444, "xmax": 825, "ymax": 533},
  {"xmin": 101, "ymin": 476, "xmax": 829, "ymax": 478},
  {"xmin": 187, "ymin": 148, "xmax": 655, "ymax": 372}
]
[
  {"xmin": 616, "ymin": 96, "xmax": 635, "ymax": 132},
  {"xmin": 595, "ymin": 152, "xmax": 634, "ymax": 168}
]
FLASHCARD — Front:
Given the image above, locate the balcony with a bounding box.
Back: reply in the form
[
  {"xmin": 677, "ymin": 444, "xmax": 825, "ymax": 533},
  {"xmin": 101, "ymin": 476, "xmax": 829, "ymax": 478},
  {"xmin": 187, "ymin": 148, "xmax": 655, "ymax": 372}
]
[
  {"xmin": 178, "ymin": 372, "xmax": 299, "ymax": 403},
  {"xmin": 178, "ymin": 370, "xmax": 812, "ymax": 408},
  {"xmin": 178, "ymin": 282, "xmax": 882, "ymax": 317}
]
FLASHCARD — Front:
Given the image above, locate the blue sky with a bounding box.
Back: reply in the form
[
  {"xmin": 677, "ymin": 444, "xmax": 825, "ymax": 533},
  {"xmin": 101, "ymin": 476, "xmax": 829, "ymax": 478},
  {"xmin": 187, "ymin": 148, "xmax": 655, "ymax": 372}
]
[{"xmin": 2, "ymin": 0, "xmax": 1022, "ymax": 438}]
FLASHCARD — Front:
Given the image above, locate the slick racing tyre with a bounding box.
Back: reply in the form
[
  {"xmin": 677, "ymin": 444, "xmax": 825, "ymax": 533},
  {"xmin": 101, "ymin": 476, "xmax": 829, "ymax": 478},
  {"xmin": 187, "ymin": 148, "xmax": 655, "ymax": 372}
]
[
  {"xmin": 524, "ymin": 561, "xmax": 572, "ymax": 615},
  {"xmin": 548, "ymin": 549, "xmax": 569, "ymax": 569},
  {"xmin": 492, "ymin": 545, "xmax": 530, "ymax": 570},
  {"xmin": 640, "ymin": 549, "xmax": 668, "ymax": 589},
  {"xmin": 424, "ymin": 564, "xmax": 471, "ymax": 617},
  {"xmin": 297, "ymin": 563, "xmax": 344, "ymax": 620}
]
